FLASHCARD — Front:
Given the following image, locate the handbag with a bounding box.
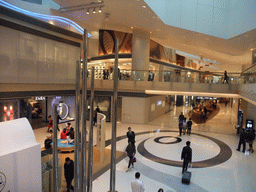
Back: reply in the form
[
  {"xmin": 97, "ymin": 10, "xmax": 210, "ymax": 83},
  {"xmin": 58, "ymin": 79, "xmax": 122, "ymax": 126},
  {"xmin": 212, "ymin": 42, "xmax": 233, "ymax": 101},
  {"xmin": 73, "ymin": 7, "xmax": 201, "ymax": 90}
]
[{"xmin": 132, "ymin": 157, "xmax": 136, "ymax": 163}]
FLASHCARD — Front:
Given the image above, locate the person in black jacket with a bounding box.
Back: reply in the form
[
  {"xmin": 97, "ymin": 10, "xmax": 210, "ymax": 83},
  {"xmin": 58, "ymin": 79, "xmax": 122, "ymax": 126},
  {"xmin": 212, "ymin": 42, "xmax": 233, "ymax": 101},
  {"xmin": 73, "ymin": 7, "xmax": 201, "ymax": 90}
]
[
  {"xmin": 247, "ymin": 129, "xmax": 255, "ymax": 153},
  {"xmin": 64, "ymin": 157, "xmax": 74, "ymax": 192},
  {"xmin": 125, "ymin": 142, "xmax": 136, "ymax": 172},
  {"xmin": 223, "ymin": 70, "xmax": 229, "ymax": 84},
  {"xmin": 181, "ymin": 141, "xmax": 192, "ymax": 173},
  {"xmin": 187, "ymin": 118, "xmax": 193, "ymax": 135},
  {"xmin": 236, "ymin": 129, "xmax": 246, "ymax": 153},
  {"xmin": 127, "ymin": 127, "xmax": 135, "ymax": 145},
  {"xmin": 178, "ymin": 112, "xmax": 185, "ymax": 121}
]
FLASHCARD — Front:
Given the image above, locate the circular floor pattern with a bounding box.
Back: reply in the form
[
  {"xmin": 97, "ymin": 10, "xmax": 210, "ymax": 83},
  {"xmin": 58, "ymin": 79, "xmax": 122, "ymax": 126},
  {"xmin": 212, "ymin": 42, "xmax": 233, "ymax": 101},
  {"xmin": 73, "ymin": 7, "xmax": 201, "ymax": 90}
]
[
  {"xmin": 137, "ymin": 131, "xmax": 232, "ymax": 168},
  {"xmin": 154, "ymin": 136, "xmax": 182, "ymax": 144}
]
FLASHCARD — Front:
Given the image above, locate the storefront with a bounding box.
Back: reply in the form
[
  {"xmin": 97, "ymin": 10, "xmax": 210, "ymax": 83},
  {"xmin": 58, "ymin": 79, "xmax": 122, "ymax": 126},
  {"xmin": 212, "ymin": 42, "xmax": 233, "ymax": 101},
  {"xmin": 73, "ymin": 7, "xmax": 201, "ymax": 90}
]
[{"xmin": 47, "ymin": 96, "xmax": 76, "ymax": 124}]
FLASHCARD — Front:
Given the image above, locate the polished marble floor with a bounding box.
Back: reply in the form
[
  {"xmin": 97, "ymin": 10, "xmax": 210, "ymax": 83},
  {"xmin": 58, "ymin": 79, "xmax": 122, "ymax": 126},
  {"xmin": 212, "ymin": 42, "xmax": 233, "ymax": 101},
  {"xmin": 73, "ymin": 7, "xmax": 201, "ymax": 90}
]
[{"xmin": 34, "ymin": 103, "xmax": 256, "ymax": 192}]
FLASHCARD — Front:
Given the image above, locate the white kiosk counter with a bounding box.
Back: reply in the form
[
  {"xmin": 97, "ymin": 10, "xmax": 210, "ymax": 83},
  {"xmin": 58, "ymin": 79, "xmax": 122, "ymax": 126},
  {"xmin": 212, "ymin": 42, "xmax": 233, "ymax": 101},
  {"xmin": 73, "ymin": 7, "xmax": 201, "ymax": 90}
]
[{"xmin": 0, "ymin": 118, "xmax": 41, "ymax": 192}]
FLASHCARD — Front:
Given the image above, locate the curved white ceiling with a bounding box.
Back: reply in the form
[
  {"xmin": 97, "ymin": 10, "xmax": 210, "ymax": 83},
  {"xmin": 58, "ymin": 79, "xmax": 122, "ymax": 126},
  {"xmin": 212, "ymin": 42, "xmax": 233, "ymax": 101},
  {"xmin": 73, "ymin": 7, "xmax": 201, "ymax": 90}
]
[{"xmin": 145, "ymin": 0, "xmax": 256, "ymax": 39}]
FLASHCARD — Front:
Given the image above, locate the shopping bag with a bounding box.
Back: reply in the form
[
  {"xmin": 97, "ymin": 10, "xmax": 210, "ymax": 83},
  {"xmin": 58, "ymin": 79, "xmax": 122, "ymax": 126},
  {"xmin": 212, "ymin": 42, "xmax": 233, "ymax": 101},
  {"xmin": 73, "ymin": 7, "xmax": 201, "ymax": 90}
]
[{"xmin": 130, "ymin": 157, "xmax": 136, "ymax": 163}]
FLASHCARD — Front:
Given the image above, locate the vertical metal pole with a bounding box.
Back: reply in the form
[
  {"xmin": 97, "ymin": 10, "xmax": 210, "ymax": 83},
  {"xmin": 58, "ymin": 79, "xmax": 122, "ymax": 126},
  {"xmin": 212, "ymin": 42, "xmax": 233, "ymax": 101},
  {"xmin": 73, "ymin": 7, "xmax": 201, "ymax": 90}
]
[
  {"xmin": 87, "ymin": 67, "xmax": 94, "ymax": 192},
  {"xmin": 52, "ymin": 104, "xmax": 59, "ymax": 192},
  {"xmin": 81, "ymin": 29, "xmax": 88, "ymax": 191},
  {"xmin": 110, "ymin": 39, "xmax": 119, "ymax": 192},
  {"xmin": 75, "ymin": 61, "xmax": 81, "ymax": 191}
]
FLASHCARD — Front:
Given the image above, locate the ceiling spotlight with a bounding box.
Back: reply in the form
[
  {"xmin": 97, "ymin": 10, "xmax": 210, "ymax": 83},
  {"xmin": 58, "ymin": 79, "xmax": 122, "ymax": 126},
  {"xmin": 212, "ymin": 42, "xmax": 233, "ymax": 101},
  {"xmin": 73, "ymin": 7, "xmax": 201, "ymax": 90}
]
[
  {"xmin": 143, "ymin": 5, "xmax": 146, "ymax": 8},
  {"xmin": 93, "ymin": 8, "xmax": 96, "ymax": 13},
  {"xmin": 99, "ymin": 8, "xmax": 102, "ymax": 13},
  {"xmin": 86, "ymin": 9, "xmax": 89, "ymax": 14}
]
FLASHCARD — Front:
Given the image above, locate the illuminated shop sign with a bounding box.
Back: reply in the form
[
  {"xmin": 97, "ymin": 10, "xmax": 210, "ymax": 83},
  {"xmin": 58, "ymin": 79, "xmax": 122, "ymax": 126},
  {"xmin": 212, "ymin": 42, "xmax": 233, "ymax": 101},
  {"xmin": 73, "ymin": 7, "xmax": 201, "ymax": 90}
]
[{"xmin": 35, "ymin": 96, "xmax": 45, "ymax": 100}]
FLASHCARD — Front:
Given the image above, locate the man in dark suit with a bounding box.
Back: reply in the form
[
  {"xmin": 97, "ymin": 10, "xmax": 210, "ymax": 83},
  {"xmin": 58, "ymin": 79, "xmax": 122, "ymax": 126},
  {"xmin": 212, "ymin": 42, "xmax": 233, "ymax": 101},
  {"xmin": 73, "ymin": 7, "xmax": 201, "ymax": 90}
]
[
  {"xmin": 179, "ymin": 112, "xmax": 185, "ymax": 121},
  {"xmin": 64, "ymin": 157, "xmax": 74, "ymax": 192},
  {"xmin": 181, "ymin": 141, "xmax": 192, "ymax": 173},
  {"xmin": 236, "ymin": 128, "xmax": 247, "ymax": 153},
  {"xmin": 187, "ymin": 118, "xmax": 193, "ymax": 135},
  {"xmin": 127, "ymin": 127, "xmax": 135, "ymax": 145}
]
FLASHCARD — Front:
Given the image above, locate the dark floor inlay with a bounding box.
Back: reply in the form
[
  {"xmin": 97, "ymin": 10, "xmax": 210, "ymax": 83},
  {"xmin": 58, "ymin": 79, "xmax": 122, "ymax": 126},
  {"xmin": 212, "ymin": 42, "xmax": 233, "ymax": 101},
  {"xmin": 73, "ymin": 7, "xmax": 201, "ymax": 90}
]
[
  {"xmin": 154, "ymin": 136, "xmax": 182, "ymax": 144},
  {"xmin": 138, "ymin": 131, "xmax": 232, "ymax": 168}
]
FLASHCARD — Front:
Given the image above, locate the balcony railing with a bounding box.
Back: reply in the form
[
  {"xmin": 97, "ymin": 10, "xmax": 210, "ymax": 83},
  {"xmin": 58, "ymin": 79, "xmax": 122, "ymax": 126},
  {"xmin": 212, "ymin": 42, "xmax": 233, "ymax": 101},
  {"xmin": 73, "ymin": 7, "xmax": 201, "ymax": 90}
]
[{"xmin": 87, "ymin": 69, "xmax": 256, "ymax": 84}]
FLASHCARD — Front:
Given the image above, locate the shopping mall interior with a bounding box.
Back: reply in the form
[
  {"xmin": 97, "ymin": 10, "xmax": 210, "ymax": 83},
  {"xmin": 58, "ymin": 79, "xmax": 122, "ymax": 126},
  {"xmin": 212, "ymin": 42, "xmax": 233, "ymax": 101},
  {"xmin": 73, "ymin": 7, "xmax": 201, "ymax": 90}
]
[{"xmin": 0, "ymin": 0, "xmax": 256, "ymax": 192}]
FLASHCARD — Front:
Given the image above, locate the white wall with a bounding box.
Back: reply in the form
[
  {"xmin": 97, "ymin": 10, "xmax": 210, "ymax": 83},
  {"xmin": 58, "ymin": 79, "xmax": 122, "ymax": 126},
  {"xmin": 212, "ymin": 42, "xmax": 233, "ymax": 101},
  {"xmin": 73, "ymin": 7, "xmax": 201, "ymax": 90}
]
[
  {"xmin": 122, "ymin": 97, "xmax": 149, "ymax": 124},
  {"xmin": 149, "ymin": 95, "xmax": 166, "ymax": 121},
  {"xmin": 88, "ymin": 30, "xmax": 99, "ymax": 58},
  {"xmin": 0, "ymin": 118, "xmax": 41, "ymax": 191},
  {"xmin": 239, "ymin": 83, "xmax": 256, "ymax": 104},
  {"xmin": 0, "ymin": 26, "xmax": 80, "ymax": 84}
]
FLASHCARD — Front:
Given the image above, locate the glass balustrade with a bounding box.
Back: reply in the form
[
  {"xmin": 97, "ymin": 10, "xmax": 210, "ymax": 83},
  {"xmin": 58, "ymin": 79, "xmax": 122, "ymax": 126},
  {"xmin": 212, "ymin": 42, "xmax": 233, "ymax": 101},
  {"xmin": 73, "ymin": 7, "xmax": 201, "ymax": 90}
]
[{"xmin": 86, "ymin": 68, "xmax": 256, "ymax": 84}]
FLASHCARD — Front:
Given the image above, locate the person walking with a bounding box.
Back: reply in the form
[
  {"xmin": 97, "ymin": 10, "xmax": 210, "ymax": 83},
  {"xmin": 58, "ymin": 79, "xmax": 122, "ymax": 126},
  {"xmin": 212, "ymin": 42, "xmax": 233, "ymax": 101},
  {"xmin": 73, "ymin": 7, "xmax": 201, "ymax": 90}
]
[
  {"xmin": 127, "ymin": 127, "xmax": 135, "ymax": 145},
  {"xmin": 247, "ymin": 129, "xmax": 255, "ymax": 153},
  {"xmin": 179, "ymin": 112, "xmax": 185, "ymax": 121},
  {"xmin": 56, "ymin": 114, "xmax": 61, "ymax": 131},
  {"xmin": 181, "ymin": 141, "xmax": 192, "ymax": 173},
  {"xmin": 126, "ymin": 142, "xmax": 136, "ymax": 172},
  {"xmin": 179, "ymin": 119, "xmax": 183, "ymax": 137},
  {"xmin": 236, "ymin": 129, "xmax": 247, "ymax": 153},
  {"xmin": 187, "ymin": 118, "xmax": 193, "ymax": 135},
  {"xmin": 47, "ymin": 115, "xmax": 53, "ymax": 132},
  {"xmin": 93, "ymin": 110, "xmax": 98, "ymax": 126},
  {"xmin": 96, "ymin": 106, "xmax": 100, "ymax": 113},
  {"xmin": 64, "ymin": 157, "xmax": 74, "ymax": 192},
  {"xmin": 131, "ymin": 172, "xmax": 145, "ymax": 192},
  {"xmin": 223, "ymin": 70, "xmax": 229, "ymax": 84}
]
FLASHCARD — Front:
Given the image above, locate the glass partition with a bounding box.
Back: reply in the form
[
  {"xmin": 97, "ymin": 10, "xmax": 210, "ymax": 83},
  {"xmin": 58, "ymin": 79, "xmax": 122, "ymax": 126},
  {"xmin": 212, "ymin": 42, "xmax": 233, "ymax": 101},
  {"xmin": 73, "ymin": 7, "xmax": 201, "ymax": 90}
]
[{"xmin": 87, "ymin": 69, "xmax": 247, "ymax": 84}]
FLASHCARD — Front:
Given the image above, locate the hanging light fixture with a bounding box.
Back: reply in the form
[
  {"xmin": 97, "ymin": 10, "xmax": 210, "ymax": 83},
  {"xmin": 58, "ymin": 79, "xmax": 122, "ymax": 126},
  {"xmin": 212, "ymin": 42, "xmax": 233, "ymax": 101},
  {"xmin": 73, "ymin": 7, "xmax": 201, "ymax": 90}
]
[
  {"xmin": 99, "ymin": 7, "xmax": 102, "ymax": 13},
  {"xmin": 93, "ymin": 8, "xmax": 96, "ymax": 13},
  {"xmin": 86, "ymin": 9, "xmax": 89, "ymax": 14}
]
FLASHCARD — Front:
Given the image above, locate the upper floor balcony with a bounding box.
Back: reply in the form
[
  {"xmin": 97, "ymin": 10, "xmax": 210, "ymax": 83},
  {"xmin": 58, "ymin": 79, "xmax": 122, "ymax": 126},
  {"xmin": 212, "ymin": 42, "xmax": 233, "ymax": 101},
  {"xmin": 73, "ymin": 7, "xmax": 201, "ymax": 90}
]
[{"xmin": 1, "ymin": 69, "xmax": 256, "ymax": 104}]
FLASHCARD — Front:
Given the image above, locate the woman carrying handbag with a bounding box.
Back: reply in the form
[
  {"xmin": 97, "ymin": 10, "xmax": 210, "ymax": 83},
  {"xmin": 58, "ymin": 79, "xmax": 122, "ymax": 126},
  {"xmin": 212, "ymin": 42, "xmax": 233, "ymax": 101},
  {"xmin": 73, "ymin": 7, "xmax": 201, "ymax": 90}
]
[{"xmin": 126, "ymin": 142, "xmax": 136, "ymax": 172}]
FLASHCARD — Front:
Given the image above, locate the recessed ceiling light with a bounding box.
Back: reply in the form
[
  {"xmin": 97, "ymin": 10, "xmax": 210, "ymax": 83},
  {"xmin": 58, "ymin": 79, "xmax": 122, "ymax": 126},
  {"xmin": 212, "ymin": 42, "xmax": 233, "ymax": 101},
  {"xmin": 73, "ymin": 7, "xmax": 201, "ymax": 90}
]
[{"xmin": 143, "ymin": 5, "xmax": 146, "ymax": 8}]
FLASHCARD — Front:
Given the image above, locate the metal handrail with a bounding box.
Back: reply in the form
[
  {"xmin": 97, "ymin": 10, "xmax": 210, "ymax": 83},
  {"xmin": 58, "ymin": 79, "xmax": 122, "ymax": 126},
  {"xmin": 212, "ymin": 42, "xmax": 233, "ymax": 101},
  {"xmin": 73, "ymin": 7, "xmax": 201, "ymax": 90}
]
[{"xmin": 85, "ymin": 68, "xmax": 256, "ymax": 84}]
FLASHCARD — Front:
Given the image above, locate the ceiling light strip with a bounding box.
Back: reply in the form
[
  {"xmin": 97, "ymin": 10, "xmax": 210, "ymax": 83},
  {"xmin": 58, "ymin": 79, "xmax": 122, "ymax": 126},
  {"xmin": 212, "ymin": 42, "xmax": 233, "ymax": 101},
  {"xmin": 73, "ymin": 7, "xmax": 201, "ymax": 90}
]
[{"xmin": 0, "ymin": 0, "xmax": 91, "ymax": 36}]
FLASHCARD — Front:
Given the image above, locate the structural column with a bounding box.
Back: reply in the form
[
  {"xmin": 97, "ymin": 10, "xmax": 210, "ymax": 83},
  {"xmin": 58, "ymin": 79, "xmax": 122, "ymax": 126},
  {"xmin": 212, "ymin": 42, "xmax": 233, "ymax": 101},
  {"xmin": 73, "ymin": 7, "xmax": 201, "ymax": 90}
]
[{"xmin": 132, "ymin": 28, "xmax": 150, "ymax": 81}]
